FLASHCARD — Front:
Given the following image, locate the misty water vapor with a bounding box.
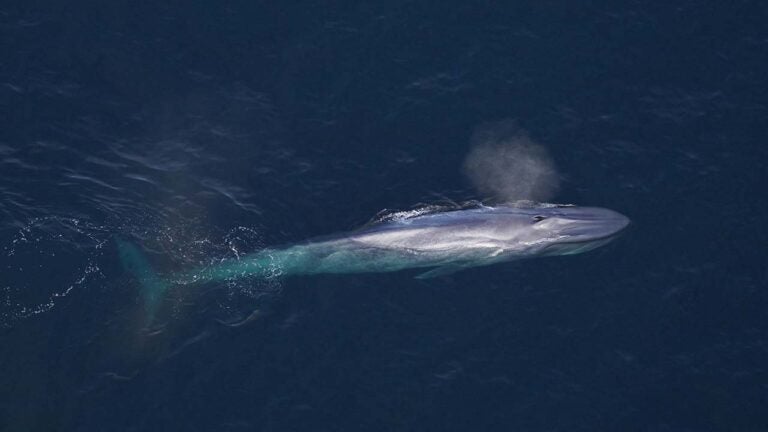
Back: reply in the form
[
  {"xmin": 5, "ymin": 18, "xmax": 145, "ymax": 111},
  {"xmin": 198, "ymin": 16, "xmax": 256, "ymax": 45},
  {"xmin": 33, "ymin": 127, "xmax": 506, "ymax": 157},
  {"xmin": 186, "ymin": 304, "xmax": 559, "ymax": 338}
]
[{"xmin": 463, "ymin": 121, "xmax": 560, "ymax": 203}]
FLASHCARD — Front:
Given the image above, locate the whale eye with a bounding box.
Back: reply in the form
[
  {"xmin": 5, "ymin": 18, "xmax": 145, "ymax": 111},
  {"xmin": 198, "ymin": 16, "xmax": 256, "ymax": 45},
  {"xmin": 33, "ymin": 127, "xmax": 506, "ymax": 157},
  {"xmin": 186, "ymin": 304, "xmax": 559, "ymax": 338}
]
[{"xmin": 533, "ymin": 215, "xmax": 547, "ymax": 222}]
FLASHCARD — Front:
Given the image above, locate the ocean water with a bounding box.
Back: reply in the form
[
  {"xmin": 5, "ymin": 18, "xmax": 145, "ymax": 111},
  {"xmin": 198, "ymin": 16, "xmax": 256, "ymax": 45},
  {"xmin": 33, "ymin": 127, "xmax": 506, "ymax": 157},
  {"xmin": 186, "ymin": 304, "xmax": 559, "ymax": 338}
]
[{"xmin": 1, "ymin": 2, "xmax": 767, "ymax": 431}]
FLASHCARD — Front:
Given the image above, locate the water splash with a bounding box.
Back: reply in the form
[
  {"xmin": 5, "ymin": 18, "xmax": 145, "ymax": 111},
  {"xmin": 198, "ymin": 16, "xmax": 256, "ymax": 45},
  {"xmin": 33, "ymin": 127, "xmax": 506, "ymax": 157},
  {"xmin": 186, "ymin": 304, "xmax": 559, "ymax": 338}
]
[{"xmin": 0, "ymin": 213, "xmax": 280, "ymax": 328}]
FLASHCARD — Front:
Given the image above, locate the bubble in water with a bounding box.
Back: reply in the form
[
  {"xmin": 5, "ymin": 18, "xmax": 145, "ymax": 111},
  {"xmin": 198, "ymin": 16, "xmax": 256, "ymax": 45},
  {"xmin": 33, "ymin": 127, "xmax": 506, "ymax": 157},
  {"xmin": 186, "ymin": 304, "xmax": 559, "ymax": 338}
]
[{"xmin": 1, "ymin": 217, "xmax": 109, "ymax": 326}]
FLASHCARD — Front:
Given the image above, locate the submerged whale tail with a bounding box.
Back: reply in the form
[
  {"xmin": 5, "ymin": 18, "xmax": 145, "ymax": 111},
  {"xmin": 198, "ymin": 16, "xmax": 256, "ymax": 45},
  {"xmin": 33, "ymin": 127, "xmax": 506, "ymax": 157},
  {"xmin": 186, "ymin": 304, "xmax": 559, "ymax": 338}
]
[
  {"xmin": 115, "ymin": 238, "xmax": 168, "ymax": 321},
  {"xmin": 115, "ymin": 238, "xmax": 291, "ymax": 315}
]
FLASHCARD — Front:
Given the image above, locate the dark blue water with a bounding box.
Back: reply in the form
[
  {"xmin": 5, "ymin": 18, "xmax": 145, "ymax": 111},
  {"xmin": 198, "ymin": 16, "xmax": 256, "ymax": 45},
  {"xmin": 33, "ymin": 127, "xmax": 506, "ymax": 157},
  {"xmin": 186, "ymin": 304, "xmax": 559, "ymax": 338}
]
[{"xmin": 2, "ymin": 2, "xmax": 767, "ymax": 431}]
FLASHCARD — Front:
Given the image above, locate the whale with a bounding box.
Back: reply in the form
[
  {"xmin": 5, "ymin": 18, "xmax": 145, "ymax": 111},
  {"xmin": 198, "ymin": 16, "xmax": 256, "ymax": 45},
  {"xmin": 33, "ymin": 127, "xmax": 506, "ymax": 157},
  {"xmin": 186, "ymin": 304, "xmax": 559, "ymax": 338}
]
[{"xmin": 117, "ymin": 203, "xmax": 629, "ymax": 316}]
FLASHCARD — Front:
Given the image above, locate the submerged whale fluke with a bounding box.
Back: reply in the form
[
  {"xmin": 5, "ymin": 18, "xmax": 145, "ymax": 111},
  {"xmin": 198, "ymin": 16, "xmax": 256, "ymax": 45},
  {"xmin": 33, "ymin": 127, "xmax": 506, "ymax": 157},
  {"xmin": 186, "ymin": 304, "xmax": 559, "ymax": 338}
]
[{"xmin": 116, "ymin": 238, "xmax": 168, "ymax": 321}]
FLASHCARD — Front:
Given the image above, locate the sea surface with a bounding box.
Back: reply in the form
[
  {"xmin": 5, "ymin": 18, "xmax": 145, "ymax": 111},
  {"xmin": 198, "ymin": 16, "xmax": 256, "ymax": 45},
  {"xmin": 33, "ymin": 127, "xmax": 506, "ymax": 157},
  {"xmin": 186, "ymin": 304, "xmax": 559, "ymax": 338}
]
[{"xmin": 1, "ymin": 2, "xmax": 767, "ymax": 431}]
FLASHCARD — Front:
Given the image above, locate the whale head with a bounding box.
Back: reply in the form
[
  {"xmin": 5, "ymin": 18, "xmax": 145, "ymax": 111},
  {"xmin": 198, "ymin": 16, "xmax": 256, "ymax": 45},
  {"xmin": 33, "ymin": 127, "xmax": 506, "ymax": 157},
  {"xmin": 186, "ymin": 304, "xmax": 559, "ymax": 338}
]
[{"xmin": 490, "ymin": 204, "xmax": 630, "ymax": 257}]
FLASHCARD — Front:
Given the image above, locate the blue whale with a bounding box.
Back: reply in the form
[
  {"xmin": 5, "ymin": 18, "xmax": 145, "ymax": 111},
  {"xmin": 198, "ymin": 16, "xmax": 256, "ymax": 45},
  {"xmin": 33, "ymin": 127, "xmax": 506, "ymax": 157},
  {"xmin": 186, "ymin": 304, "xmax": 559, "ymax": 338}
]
[
  {"xmin": 118, "ymin": 203, "xmax": 629, "ymax": 318},
  {"xmin": 177, "ymin": 203, "xmax": 630, "ymax": 282}
]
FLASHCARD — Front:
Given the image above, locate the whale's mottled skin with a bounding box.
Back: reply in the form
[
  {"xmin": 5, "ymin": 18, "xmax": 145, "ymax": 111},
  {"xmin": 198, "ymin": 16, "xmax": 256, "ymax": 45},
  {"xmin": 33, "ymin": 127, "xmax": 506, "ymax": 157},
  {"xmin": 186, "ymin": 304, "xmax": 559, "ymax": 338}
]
[{"xmin": 179, "ymin": 204, "xmax": 630, "ymax": 283}]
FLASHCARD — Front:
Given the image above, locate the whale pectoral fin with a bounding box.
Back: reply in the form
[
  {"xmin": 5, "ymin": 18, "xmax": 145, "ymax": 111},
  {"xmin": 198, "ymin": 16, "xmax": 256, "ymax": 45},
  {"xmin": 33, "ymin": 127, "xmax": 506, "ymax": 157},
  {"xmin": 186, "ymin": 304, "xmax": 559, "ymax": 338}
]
[{"xmin": 415, "ymin": 265, "xmax": 465, "ymax": 279}]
